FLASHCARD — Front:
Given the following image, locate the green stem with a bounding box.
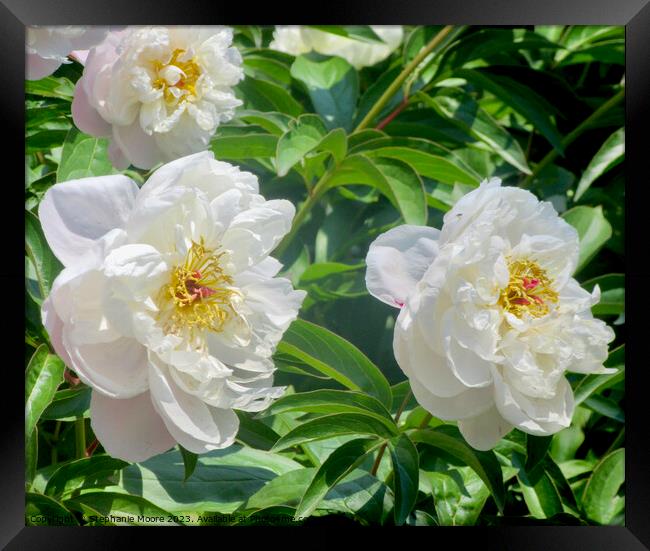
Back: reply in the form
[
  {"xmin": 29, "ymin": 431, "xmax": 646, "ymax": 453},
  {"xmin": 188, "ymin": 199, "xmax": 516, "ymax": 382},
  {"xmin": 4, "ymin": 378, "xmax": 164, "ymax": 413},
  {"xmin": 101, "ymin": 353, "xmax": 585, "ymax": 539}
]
[
  {"xmin": 370, "ymin": 390, "xmax": 413, "ymax": 477},
  {"xmin": 354, "ymin": 25, "xmax": 455, "ymax": 132},
  {"xmin": 75, "ymin": 418, "xmax": 86, "ymax": 459},
  {"xmin": 274, "ymin": 171, "xmax": 332, "ymax": 258},
  {"xmin": 521, "ymin": 88, "xmax": 624, "ymax": 189}
]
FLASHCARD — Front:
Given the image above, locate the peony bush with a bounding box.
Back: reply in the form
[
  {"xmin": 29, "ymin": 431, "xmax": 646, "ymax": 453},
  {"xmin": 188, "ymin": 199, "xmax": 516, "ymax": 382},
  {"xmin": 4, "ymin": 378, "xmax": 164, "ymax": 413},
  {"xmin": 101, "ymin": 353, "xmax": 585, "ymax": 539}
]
[{"xmin": 26, "ymin": 25, "xmax": 625, "ymax": 526}]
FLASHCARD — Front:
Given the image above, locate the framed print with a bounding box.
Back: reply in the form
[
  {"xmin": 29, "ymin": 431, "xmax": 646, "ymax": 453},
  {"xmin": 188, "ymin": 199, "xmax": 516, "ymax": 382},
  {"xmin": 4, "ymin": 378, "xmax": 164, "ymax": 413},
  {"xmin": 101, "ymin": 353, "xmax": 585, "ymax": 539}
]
[{"xmin": 3, "ymin": 0, "xmax": 649, "ymax": 547}]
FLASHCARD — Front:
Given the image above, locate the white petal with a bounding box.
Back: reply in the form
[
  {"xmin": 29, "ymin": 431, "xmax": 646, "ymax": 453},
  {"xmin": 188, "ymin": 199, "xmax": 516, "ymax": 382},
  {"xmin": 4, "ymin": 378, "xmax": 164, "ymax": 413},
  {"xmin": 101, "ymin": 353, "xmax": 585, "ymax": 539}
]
[
  {"xmin": 149, "ymin": 364, "xmax": 239, "ymax": 453},
  {"xmin": 458, "ymin": 406, "xmax": 513, "ymax": 451},
  {"xmin": 41, "ymin": 296, "xmax": 73, "ymax": 367},
  {"xmin": 365, "ymin": 225, "xmax": 440, "ymax": 308},
  {"xmin": 409, "ymin": 377, "xmax": 494, "ymax": 421},
  {"xmin": 90, "ymin": 391, "xmax": 175, "ymax": 462},
  {"xmin": 445, "ymin": 336, "xmax": 493, "ymax": 388},
  {"xmin": 492, "ymin": 368, "xmax": 574, "ymax": 436},
  {"xmin": 64, "ymin": 335, "xmax": 150, "ymax": 399},
  {"xmin": 39, "ymin": 175, "xmax": 138, "ymax": 266},
  {"xmin": 221, "ymin": 200, "xmax": 295, "ymax": 271},
  {"xmin": 113, "ymin": 119, "xmax": 162, "ymax": 170}
]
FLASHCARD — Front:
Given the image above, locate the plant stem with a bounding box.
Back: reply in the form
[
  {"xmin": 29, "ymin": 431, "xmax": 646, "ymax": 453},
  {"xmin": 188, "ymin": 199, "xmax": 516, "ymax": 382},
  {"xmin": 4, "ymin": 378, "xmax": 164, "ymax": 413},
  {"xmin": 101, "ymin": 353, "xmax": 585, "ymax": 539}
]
[
  {"xmin": 354, "ymin": 26, "xmax": 455, "ymax": 132},
  {"xmin": 521, "ymin": 87, "xmax": 624, "ymax": 188},
  {"xmin": 376, "ymin": 98, "xmax": 411, "ymax": 130},
  {"xmin": 274, "ymin": 170, "xmax": 332, "ymax": 258},
  {"xmin": 75, "ymin": 418, "xmax": 86, "ymax": 459},
  {"xmin": 370, "ymin": 390, "xmax": 413, "ymax": 476}
]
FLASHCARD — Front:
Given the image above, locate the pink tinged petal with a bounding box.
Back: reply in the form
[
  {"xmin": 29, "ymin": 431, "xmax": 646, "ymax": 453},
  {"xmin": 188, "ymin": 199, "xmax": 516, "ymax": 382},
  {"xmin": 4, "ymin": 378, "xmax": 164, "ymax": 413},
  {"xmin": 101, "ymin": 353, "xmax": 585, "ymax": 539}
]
[
  {"xmin": 90, "ymin": 391, "xmax": 175, "ymax": 462},
  {"xmin": 70, "ymin": 49, "xmax": 89, "ymax": 64},
  {"xmin": 39, "ymin": 175, "xmax": 138, "ymax": 266},
  {"xmin": 63, "ymin": 335, "xmax": 150, "ymax": 399},
  {"xmin": 365, "ymin": 225, "xmax": 440, "ymax": 308},
  {"xmin": 458, "ymin": 406, "xmax": 513, "ymax": 451},
  {"xmin": 113, "ymin": 120, "xmax": 162, "ymax": 170},
  {"xmin": 26, "ymin": 53, "xmax": 61, "ymax": 80},
  {"xmin": 108, "ymin": 140, "xmax": 130, "ymax": 170},
  {"xmin": 71, "ymin": 77, "xmax": 111, "ymax": 137},
  {"xmin": 148, "ymin": 365, "xmax": 239, "ymax": 454}
]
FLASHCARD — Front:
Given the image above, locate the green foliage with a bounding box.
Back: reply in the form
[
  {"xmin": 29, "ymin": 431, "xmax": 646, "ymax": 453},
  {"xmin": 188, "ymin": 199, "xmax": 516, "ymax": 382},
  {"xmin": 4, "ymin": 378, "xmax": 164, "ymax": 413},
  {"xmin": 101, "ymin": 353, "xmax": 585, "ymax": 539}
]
[{"xmin": 25, "ymin": 24, "xmax": 624, "ymax": 526}]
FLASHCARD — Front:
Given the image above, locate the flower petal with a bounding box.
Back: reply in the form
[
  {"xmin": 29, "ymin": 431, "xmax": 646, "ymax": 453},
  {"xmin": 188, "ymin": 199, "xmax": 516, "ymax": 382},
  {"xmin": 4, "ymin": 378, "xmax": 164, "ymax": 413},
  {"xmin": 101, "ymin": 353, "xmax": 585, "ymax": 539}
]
[
  {"xmin": 39, "ymin": 175, "xmax": 138, "ymax": 266},
  {"xmin": 458, "ymin": 406, "xmax": 513, "ymax": 451},
  {"xmin": 90, "ymin": 391, "xmax": 175, "ymax": 462},
  {"xmin": 72, "ymin": 77, "xmax": 112, "ymax": 137},
  {"xmin": 64, "ymin": 336, "xmax": 150, "ymax": 399},
  {"xmin": 149, "ymin": 364, "xmax": 239, "ymax": 454},
  {"xmin": 365, "ymin": 225, "xmax": 440, "ymax": 308}
]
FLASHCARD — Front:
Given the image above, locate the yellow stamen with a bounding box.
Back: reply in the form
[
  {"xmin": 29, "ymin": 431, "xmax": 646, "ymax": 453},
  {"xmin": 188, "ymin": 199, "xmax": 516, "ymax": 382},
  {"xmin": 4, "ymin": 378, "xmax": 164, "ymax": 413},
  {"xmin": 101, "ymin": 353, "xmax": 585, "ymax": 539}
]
[
  {"xmin": 156, "ymin": 239, "xmax": 237, "ymax": 338},
  {"xmin": 498, "ymin": 258, "xmax": 558, "ymax": 318},
  {"xmin": 153, "ymin": 48, "xmax": 201, "ymax": 104}
]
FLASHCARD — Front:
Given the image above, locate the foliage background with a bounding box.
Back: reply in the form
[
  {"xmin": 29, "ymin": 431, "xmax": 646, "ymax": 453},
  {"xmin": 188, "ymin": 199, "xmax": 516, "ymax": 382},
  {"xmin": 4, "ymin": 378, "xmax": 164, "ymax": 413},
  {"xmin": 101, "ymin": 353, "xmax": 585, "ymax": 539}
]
[{"xmin": 25, "ymin": 25, "xmax": 625, "ymax": 526}]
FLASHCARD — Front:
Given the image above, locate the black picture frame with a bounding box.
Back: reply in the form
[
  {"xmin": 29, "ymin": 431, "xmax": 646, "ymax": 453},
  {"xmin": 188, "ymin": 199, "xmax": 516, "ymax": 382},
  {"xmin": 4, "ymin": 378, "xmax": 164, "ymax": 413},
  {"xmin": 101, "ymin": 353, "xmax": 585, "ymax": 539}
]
[{"xmin": 5, "ymin": 1, "xmax": 649, "ymax": 548}]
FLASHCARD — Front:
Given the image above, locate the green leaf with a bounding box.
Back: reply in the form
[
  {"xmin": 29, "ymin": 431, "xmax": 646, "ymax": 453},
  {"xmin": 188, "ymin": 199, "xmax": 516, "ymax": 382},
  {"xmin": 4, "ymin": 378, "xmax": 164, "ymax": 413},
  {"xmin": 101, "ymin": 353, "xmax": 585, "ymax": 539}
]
[
  {"xmin": 364, "ymin": 146, "xmax": 481, "ymax": 187},
  {"xmin": 272, "ymin": 412, "xmax": 397, "ymax": 452},
  {"xmin": 581, "ymin": 274, "xmax": 624, "ymax": 316},
  {"xmin": 574, "ymin": 128, "xmax": 624, "ymax": 201},
  {"xmin": 424, "ymin": 466, "xmax": 490, "ymax": 526},
  {"xmin": 236, "ymin": 110, "xmax": 293, "ymax": 135},
  {"xmin": 573, "ymin": 345, "xmax": 624, "ymax": 405},
  {"xmin": 262, "ymin": 389, "xmax": 393, "ymax": 423},
  {"xmin": 276, "ymin": 114, "xmax": 346, "ymax": 176},
  {"xmin": 562, "ymin": 205, "xmax": 612, "ymax": 273},
  {"xmin": 109, "ymin": 445, "xmax": 302, "ymax": 514},
  {"xmin": 26, "ymin": 427, "xmax": 38, "ymax": 487},
  {"xmin": 45, "ymin": 455, "xmax": 128, "ymax": 499},
  {"xmin": 25, "ymin": 210, "xmax": 63, "ymax": 302},
  {"xmin": 234, "ymin": 410, "xmax": 281, "ymax": 450},
  {"xmin": 211, "ymin": 133, "xmax": 278, "ymax": 159},
  {"xmin": 410, "ymin": 427, "xmax": 505, "ymax": 513},
  {"xmin": 236, "ymin": 77, "xmax": 304, "ymax": 117},
  {"xmin": 65, "ymin": 492, "xmax": 183, "ymax": 525},
  {"xmin": 290, "ymin": 54, "xmax": 359, "ymax": 131},
  {"xmin": 388, "ymin": 434, "xmax": 420, "ymax": 526},
  {"xmin": 295, "ymin": 437, "xmax": 382, "ymax": 518},
  {"xmin": 26, "ymin": 76, "xmax": 75, "ymax": 100},
  {"xmin": 526, "ymin": 435, "xmax": 553, "ymax": 475},
  {"xmin": 419, "ymin": 90, "xmax": 531, "ymax": 174},
  {"xmin": 581, "ymin": 448, "xmax": 624, "ymax": 524},
  {"xmin": 41, "ymin": 386, "xmax": 91, "ymax": 421},
  {"xmin": 25, "ymin": 492, "xmax": 79, "ymax": 526},
  {"xmin": 583, "ymin": 394, "xmax": 624, "ymax": 423},
  {"xmin": 57, "ymin": 128, "xmax": 120, "ymax": 181},
  {"xmin": 243, "ymin": 468, "xmax": 391, "ymax": 523},
  {"xmin": 453, "ymin": 69, "xmax": 564, "ymax": 152},
  {"xmin": 328, "ymin": 155, "xmax": 427, "ymax": 225},
  {"xmin": 179, "ymin": 446, "xmax": 198, "ymax": 482},
  {"xmin": 513, "ymin": 452, "xmax": 563, "ymax": 519},
  {"xmin": 307, "ymin": 25, "xmax": 386, "ymax": 44},
  {"xmin": 275, "ymin": 319, "xmax": 392, "ymax": 407},
  {"xmin": 25, "ymin": 344, "xmax": 65, "ymax": 436}
]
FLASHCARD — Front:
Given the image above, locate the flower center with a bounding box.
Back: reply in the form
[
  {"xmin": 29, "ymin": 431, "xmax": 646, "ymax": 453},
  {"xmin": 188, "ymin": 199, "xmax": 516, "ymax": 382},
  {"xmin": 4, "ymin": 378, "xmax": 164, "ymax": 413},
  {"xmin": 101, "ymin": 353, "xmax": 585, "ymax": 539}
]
[
  {"xmin": 156, "ymin": 239, "xmax": 237, "ymax": 337},
  {"xmin": 153, "ymin": 48, "xmax": 201, "ymax": 104},
  {"xmin": 498, "ymin": 258, "xmax": 558, "ymax": 318}
]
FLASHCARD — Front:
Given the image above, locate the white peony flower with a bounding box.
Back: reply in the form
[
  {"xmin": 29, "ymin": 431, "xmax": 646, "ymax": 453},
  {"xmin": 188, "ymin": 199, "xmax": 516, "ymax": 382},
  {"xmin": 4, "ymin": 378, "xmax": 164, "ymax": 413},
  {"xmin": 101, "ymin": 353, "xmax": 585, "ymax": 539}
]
[
  {"xmin": 365, "ymin": 178, "xmax": 616, "ymax": 450},
  {"xmin": 40, "ymin": 151, "xmax": 306, "ymax": 462},
  {"xmin": 72, "ymin": 26, "xmax": 243, "ymax": 170},
  {"xmin": 270, "ymin": 26, "xmax": 404, "ymax": 69},
  {"xmin": 26, "ymin": 26, "xmax": 109, "ymax": 80}
]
